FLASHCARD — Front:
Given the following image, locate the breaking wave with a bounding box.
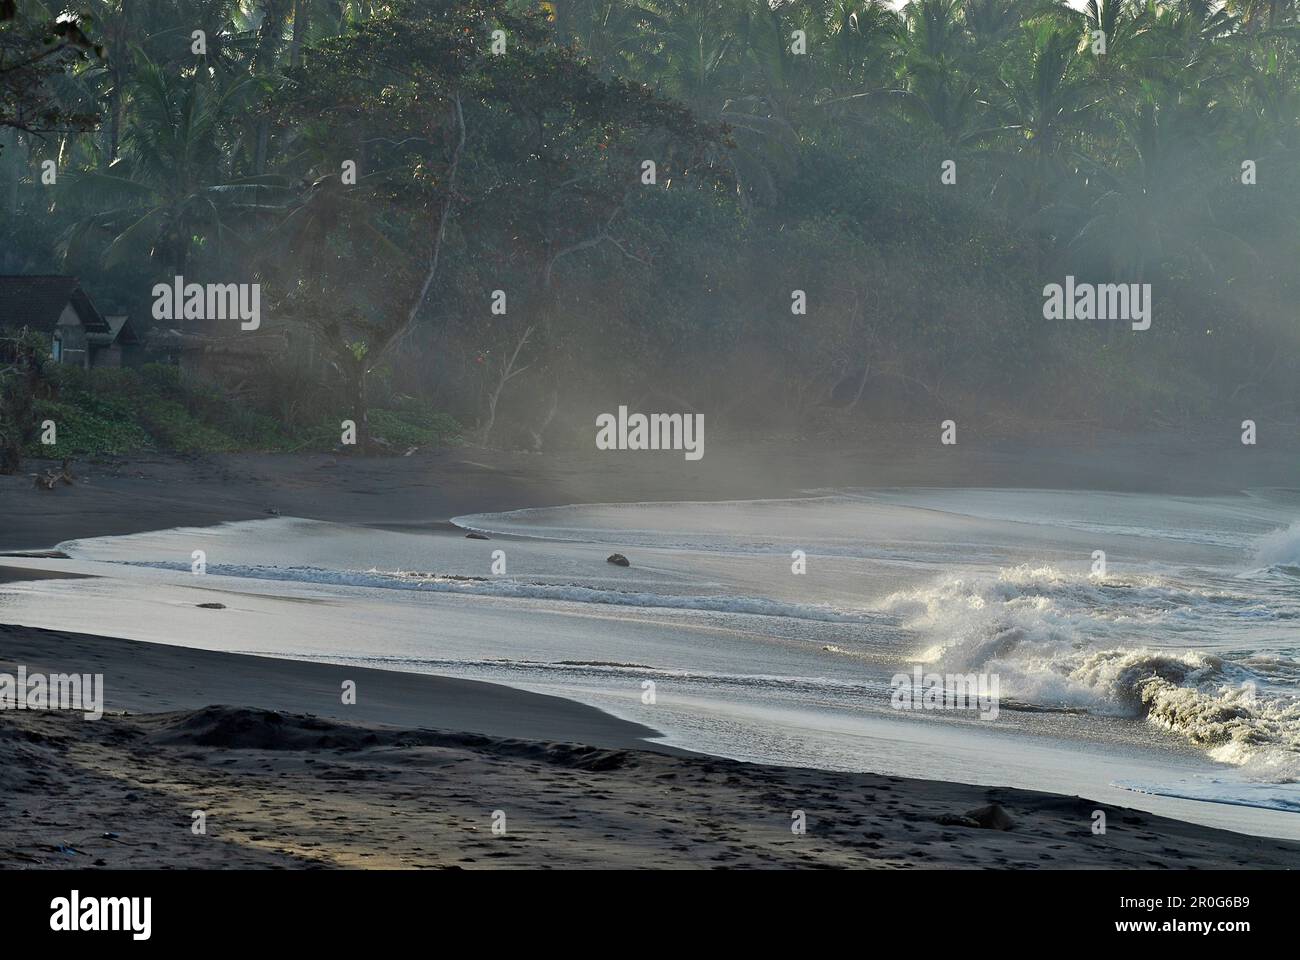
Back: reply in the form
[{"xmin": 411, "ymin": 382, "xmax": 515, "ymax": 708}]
[
  {"xmin": 879, "ymin": 564, "xmax": 1300, "ymax": 780},
  {"xmin": 1254, "ymin": 521, "xmax": 1300, "ymax": 570}
]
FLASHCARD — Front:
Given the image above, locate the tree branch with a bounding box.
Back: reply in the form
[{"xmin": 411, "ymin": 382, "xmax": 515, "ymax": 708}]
[{"xmin": 370, "ymin": 92, "xmax": 466, "ymax": 371}]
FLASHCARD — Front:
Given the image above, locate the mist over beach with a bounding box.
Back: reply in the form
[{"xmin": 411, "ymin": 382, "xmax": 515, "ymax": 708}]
[{"xmin": 2, "ymin": 2, "xmax": 1300, "ymax": 932}]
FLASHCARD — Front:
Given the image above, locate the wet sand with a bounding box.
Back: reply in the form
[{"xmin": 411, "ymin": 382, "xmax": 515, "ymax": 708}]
[
  {"xmin": 4, "ymin": 623, "xmax": 1298, "ymax": 870},
  {"xmin": 3, "ymin": 435, "xmax": 1299, "ymax": 868}
]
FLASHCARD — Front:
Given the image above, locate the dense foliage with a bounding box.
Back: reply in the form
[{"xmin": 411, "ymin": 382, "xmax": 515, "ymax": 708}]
[
  {"xmin": 8, "ymin": 356, "xmax": 461, "ymax": 458},
  {"xmin": 3, "ymin": 0, "xmax": 1298, "ymax": 452}
]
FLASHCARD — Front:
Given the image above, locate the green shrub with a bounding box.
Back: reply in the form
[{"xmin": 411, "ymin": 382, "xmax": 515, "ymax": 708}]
[
  {"xmin": 22, "ymin": 359, "xmax": 461, "ymax": 457},
  {"xmin": 134, "ymin": 397, "xmax": 241, "ymax": 453},
  {"xmin": 30, "ymin": 397, "xmax": 154, "ymax": 456},
  {"xmin": 367, "ymin": 403, "xmax": 462, "ymax": 448}
]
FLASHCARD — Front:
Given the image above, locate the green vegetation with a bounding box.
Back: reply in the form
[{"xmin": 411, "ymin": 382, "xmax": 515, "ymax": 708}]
[
  {"xmin": 14, "ymin": 359, "xmax": 462, "ymax": 459},
  {"xmin": 3, "ymin": 0, "xmax": 1299, "ymax": 455},
  {"xmin": 0, "ymin": 327, "xmax": 55, "ymax": 471}
]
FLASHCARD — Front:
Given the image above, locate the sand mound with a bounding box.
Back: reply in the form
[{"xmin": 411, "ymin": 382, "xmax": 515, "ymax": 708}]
[
  {"xmin": 142, "ymin": 706, "xmax": 635, "ymax": 771},
  {"xmin": 144, "ymin": 706, "xmax": 400, "ymax": 751}
]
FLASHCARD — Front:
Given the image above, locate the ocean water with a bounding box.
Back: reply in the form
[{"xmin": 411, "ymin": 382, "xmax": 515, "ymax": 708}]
[{"xmin": 4, "ymin": 487, "xmax": 1299, "ymax": 839}]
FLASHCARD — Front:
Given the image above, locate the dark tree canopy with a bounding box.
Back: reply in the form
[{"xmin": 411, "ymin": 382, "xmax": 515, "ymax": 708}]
[{"xmin": 3, "ymin": 0, "xmax": 1299, "ymax": 457}]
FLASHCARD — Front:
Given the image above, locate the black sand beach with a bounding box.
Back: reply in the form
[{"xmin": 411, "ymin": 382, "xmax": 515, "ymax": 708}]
[
  {"xmin": 3, "ymin": 435, "xmax": 1299, "ymax": 869},
  {"xmin": 5, "ymin": 622, "xmax": 1299, "ymax": 869},
  {"xmin": 4, "ymin": 430, "xmax": 1297, "ymax": 554}
]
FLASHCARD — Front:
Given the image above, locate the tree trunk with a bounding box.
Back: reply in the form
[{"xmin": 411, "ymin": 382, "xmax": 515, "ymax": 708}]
[
  {"xmin": 253, "ymin": 0, "xmax": 289, "ymax": 176},
  {"xmin": 5, "ymin": 130, "xmax": 20, "ymax": 224},
  {"xmin": 354, "ymin": 363, "xmax": 370, "ymax": 453},
  {"xmin": 291, "ymin": 0, "xmax": 310, "ymax": 67},
  {"xmin": 371, "ymin": 94, "xmax": 466, "ymax": 371},
  {"xmin": 0, "ymin": 338, "xmax": 42, "ymax": 475},
  {"xmin": 104, "ymin": 0, "xmax": 130, "ymax": 169},
  {"xmin": 254, "ymin": 121, "xmax": 269, "ymax": 175},
  {"xmin": 479, "ymin": 326, "xmax": 533, "ymax": 446}
]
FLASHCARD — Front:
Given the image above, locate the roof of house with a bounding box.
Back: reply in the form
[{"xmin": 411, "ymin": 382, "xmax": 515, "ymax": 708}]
[
  {"xmin": 0, "ymin": 275, "xmax": 111, "ymax": 335},
  {"xmin": 89, "ymin": 314, "xmax": 141, "ymax": 347}
]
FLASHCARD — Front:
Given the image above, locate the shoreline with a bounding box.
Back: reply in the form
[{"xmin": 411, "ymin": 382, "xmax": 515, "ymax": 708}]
[
  {"xmin": 0, "ymin": 623, "xmax": 670, "ymax": 750},
  {"xmin": 4, "ymin": 431, "xmax": 1299, "ymax": 554},
  {"xmin": 4, "ymin": 622, "xmax": 1298, "ymax": 869},
  {"xmin": 4, "ymin": 440, "xmax": 1300, "ymax": 867}
]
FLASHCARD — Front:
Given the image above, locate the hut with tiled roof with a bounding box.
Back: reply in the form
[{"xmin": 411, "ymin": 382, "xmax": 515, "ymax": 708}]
[{"xmin": 0, "ymin": 276, "xmax": 140, "ymax": 367}]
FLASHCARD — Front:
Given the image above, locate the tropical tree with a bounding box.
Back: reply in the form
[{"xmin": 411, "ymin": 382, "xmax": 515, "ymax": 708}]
[{"xmin": 65, "ymin": 61, "xmax": 280, "ymax": 275}]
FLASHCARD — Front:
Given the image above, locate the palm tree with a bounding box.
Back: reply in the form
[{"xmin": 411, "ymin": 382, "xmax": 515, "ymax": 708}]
[
  {"xmin": 840, "ymin": 0, "xmax": 996, "ymax": 150},
  {"xmin": 825, "ymin": 0, "xmax": 902, "ymax": 90},
  {"xmin": 553, "ymin": 0, "xmax": 662, "ymax": 75},
  {"xmin": 1227, "ymin": 0, "xmax": 1298, "ymax": 31},
  {"xmin": 617, "ymin": 0, "xmax": 801, "ymax": 205},
  {"xmin": 963, "ymin": 0, "xmax": 1027, "ymax": 45},
  {"xmin": 1068, "ymin": 80, "xmax": 1240, "ymax": 281},
  {"xmin": 634, "ymin": 0, "xmax": 746, "ymax": 110},
  {"xmin": 79, "ymin": 0, "xmax": 133, "ymax": 168},
  {"xmin": 64, "ymin": 61, "xmax": 283, "ymax": 275},
  {"xmin": 997, "ymin": 22, "xmax": 1102, "ymax": 213},
  {"xmin": 902, "ymin": 0, "xmax": 968, "ymax": 64},
  {"xmin": 1230, "ymin": 32, "xmax": 1300, "ymax": 153}
]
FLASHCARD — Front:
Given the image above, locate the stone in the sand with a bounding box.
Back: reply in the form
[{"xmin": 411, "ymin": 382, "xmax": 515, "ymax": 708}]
[
  {"xmin": 607, "ymin": 553, "xmax": 630, "ymax": 567},
  {"xmin": 954, "ymin": 803, "xmax": 1015, "ymax": 830},
  {"xmin": 936, "ymin": 814, "xmax": 981, "ymax": 828},
  {"xmin": 937, "ymin": 804, "xmax": 1014, "ymax": 830},
  {"xmin": 197, "ymin": 602, "xmax": 226, "ymax": 609},
  {"xmin": 465, "ymin": 532, "xmax": 490, "ymax": 540}
]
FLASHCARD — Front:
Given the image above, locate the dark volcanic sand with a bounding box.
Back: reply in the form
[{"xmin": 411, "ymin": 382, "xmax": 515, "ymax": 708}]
[
  {"xmin": 3, "ymin": 433, "xmax": 1299, "ymax": 868},
  {"xmin": 4, "ymin": 624, "xmax": 1298, "ymax": 870}
]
